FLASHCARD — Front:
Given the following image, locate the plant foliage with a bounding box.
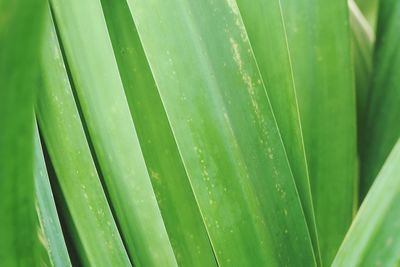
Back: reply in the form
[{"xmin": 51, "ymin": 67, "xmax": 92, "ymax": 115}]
[{"xmin": 0, "ymin": 0, "xmax": 399, "ymax": 266}]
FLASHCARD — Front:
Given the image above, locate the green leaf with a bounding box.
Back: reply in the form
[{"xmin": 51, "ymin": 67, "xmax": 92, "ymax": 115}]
[
  {"xmin": 349, "ymin": 0, "xmax": 374, "ymax": 133},
  {"xmin": 125, "ymin": 0, "xmax": 316, "ymax": 265},
  {"xmin": 100, "ymin": 1, "xmax": 217, "ymax": 266},
  {"xmin": 37, "ymin": 12, "xmax": 131, "ymax": 266},
  {"xmin": 279, "ymin": 0, "xmax": 358, "ymax": 264},
  {"xmin": 48, "ymin": 0, "xmax": 178, "ymax": 265},
  {"xmin": 34, "ymin": 125, "xmax": 72, "ymax": 267},
  {"xmin": 0, "ymin": 0, "xmax": 44, "ymax": 266},
  {"xmin": 234, "ymin": 0, "xmax": 320, "ymax": 262},
  {"xmin": 355, "ymin": 0, "xmax": 379, "ymax": 29},
  {"xmin": 350, "ymin": 1, "xmax": 374, "ymax": 209},
  {"xmin": 333, "ymin": 139, "xmax": 400, "ymax": 266},
  {"xmin": 360, "ymin": 0, "xmax": 400, "ymax": 199}
]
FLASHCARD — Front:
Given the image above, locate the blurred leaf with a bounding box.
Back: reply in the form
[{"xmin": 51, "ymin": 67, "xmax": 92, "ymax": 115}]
[
  {"xmin": 48, "ymin": 0, "xmax": 177, "ymax": 265},
  {"xmin": 34, "ymin": 125, "xmax": 72, "ymax": 267},
  {"xmin": 333, "ymin": 139, "xmax": 400, "ymax": 266},
  {"xmin": 355, "ymin": 0, "xmax": 379, "ymax": 29},
  {"xmin": 360, "ymin": 0, "xmax": 400, "ymax": 199},
  {"xmin": 37, "ymin": 12, "xmax": 131, "ymax": 266},
  {"xmin": 100, "ymin": 0, "xmax": 217, "ymax": 266},
  {"xmin": 0, "ymin": 0, "xmax": 45, "ymax": 266},
  {"xmin": 125, "ymin": 0, "xmax": 316, "ymax": 266},
  {"xmin": 235, "ymin": 0, "xmax": 320, "ymax": 262},
  {"xmin": 349, "ymin": 0, "xmax": 374, "ymax": 132},
  {"xmin": 279, "ymin": 0, "xmax": 358, "ymax": 264}
]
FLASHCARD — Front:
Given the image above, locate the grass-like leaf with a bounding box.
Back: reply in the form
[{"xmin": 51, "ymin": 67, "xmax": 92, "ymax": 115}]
[
  {"xmin": 34, "ymin": 125, "xmax": 72, "ymax": 267},
  {"xmin": 37, "ymin": 12, "xmax": 131, "ymax": 266},
  {"xmin": 0, "ymin": 1, "xmax": 45, "ymax": 266},
  {"xmin": 360, "ymin": 0, "xmax": 400, "ymax": 199},
  {"xmin": 48, "ymin": 0, "xmax": 177, "ymax": 265},
  {"xmin": 235, "ymin": 0, "xmax": 320, "ymax": 262},
  {"xmin": 125, "ymin": 0, "xmax": 316, "ymax": 265},
  {"xmin": 333, "ymin": 139, "xmax": 400, "ymax": 266},
  {"xmin": 350, "ymin": 0, "xmax": 374, "ymax": 136},
  {"xmin": 100, "ymin": 0, "xmax": 218, "ymax": 266},
  {"xmin": 278, "ymin": 0, "xmax": 358, "ymax": 264},
  {"xmin": 355, "ymin": 0, "xmax": 379, "ymax": 29}
]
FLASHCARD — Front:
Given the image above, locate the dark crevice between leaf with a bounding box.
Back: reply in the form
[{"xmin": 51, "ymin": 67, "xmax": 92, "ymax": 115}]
[
  {"xmin": 36, "ymin": 122, "xmax": 83, "ymax": 267},
  {"xmin": 49, "ymin": 5, "xmax": 135, "ymax": 266}
]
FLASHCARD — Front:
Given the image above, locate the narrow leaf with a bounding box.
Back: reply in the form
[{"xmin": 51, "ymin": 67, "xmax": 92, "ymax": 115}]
[
  {"xmin": 100, "ymin": 0, "xmax": 218, "ymax": 266},
  {"xmin": 234, "ymin": 0, "xmax": 320, "ymax": 261},
  {"xmin": 0, "ymin": 0, "xmax": 44, "ymax": 265},
  {"xmin": 37, "ymin": 12, "xmax": 132, "ymax": 266},
  {"xmin": 126, "ymin": 0, "xmax": 316, "ymax": 265},
  {"xmin": 279, "ymin": 0, "xmax": 358, "ymax": 264},
  {"xmin": 360, "ymin": 0, "xmax": 400, "ymax": 199},
  {"xmin": 34, "ymin": 125, "xmax": 72, "ymax": 267},
  {"xmin": 355, "ymin": 0, "xmax": 379, "ymax": 29},
  {"xmin": 333, "ymin": 139, "xmax": 400, "ymax": 266},
  {"xmin": 349, "ymin": 0, "xmax": 374, "ymax": 132},
  {"xmin": 48, "ymin": 0, "xmax": 178, "ymax": 265}
]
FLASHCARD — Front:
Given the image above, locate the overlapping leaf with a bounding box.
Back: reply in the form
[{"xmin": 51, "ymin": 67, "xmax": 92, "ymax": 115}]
[
  {"xmin": 34, "ymin": 126, "xmax": 71, "ymax": 267},
  {"xmin": 278, "ymin": 0, "xmax": 357, "ymax": 264},
  {"xmin": 37, "ymin": 12, "xmax": 131, "ymax": 266},
  {"xmin": 0, "ymin": 1, "xmax": 45, "ymax": 266},
  {"xmin": 234, "ymin": 0, "xmax": 320, "ymax": 261},
  {"xmin": 37, "ymin": 11, "xmax": 130, "ymax": 266},
  {"xmin": 333, "ymin": 139, "xmax": 400, "ymax": 266},
  {"xmin": 124, "ymin": 0, "xmax": 316, "ymax": 265},
  {"xmin": 360, "ymin": 0, "xmax": 400, "ymax": 199},
  {"xmin": 355, "ymin": 0, "xmax": 379, "ymax": 29},
  {"xmin": 100, "ymin": 0, "xmax": 217, "ymax": 266},
  {"xmin": 349, "ymin": 0, "xmax": 374, "ymax": 137},
  {"xmin": 48, "ymin": 0, "xmax": 177, "ymax": 265}
]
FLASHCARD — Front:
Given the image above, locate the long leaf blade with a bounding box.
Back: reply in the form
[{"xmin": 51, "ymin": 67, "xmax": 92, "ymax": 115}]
[
  {"xmin": 350, "ymin": 0, "xmax": 374, "ymax": 133},
  {"xmin": 100, "ymin": 0, "xmax": 218, "ymax": 266},
  {"xmin": 279, "ymin": 0, "xmax": 358, "ymax": 264},
  {"xmin": 234, "ymin": 0, "xmax": 320, "ymax": 261},
  {"xmin": 34, "ymin": 125, "xmax": 72, "ymax": 267},
  {"xmin": 0, "ymin": 1, "xmax": 44, "ymax": 265},
  {"xmin": 360, "ymin": 0, "xmax": 400, "ymax": 199},
  {"xmin": 333, "ymin": 139, "xmax": 400, "ymax": 266},
  {"xmin": 126, "ymin": 0, "xmax": 316, "ymax": 265},
  {"xmin": 37, "ymin": 12, "xmax": 132, "ymax": 266},
  {"xmin": 48, "ymin": 0, "xmax": 178, "ymax": 265}
]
